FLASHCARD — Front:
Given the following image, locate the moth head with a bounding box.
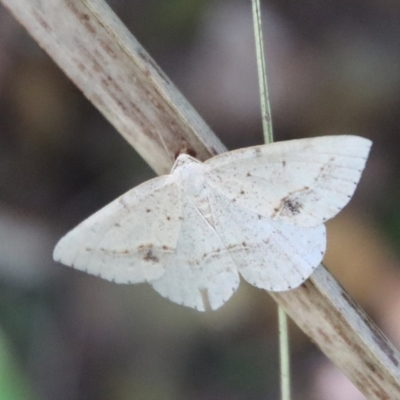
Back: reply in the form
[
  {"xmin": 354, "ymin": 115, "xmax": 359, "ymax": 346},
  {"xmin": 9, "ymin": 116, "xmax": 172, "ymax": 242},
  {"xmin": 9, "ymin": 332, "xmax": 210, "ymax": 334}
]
[{"xmin": 171, "ymin": 153, "xmax": 200, "ymax": 172}]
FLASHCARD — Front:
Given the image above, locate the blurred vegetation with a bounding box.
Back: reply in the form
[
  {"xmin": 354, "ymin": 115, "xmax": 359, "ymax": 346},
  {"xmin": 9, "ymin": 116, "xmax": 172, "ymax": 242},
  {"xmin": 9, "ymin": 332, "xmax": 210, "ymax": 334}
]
[{"xmin": 1, "ymin": 0, "xmax": 400, "ymax": 399}]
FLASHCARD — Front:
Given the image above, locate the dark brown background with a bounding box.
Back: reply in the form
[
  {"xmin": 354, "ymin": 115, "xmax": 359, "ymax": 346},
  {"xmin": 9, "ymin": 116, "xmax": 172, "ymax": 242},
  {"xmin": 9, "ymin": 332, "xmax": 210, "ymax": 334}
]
[{"xmin": 0, "ymin": 0, "xmax": 399, "ymax": 399}]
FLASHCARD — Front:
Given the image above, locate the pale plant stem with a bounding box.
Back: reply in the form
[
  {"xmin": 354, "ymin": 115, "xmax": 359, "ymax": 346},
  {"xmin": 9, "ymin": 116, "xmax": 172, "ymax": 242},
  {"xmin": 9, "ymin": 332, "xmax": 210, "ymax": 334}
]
[
  {"xmin": 251, "ymin": 1, "xmax": 291, "ymax": 400},
  {"xmin": 251, "ymin": 0, "xmax": 273, "ymax": 145},
  {"xmin": 278, "ymin": 305, "xmax": 291, "ymax": 400}
]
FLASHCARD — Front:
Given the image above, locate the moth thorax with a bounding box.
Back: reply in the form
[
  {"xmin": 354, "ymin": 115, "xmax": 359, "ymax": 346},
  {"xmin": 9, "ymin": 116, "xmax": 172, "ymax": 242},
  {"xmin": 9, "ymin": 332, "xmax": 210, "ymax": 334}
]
[
  {"xmin": 177, "ymin": 161, "xmax": 215, "ymax": 227},
  {"xmin": 190, "ymin": 183, "xmax": 214, "ymax": 227},
  {"xmin": 176, "ymin": 157, "xmax": 204, "ymax": 194}
]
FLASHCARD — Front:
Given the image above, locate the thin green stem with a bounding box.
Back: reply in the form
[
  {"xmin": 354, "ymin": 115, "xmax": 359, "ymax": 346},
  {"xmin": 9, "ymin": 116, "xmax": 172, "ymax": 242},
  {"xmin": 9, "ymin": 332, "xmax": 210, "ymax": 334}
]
[
  {"xmin": 278, "ymin": 306, "xmax": 291, "ymax": 400},
  {"xmin": 251, "ymin": 2, "xmax": 291, "ymax": 400},
  {"xmin": 251, "ymin": 0, "xmax": 273, "ymax": 144}
]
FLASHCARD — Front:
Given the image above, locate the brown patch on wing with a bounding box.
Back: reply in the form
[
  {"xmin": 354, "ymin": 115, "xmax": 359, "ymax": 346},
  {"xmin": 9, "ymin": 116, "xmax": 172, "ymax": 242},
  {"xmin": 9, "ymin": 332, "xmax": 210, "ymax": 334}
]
[
  {"xmin": 143, "ymin": 250, "xmax": 159, "ymax": 263},
  {"xmin": 272, "ymin": 186, "xmax": 311, "ymax": 218},
  {"xmin": 282, "ymin": 198, "xmax": 303, "ymax": 215}
]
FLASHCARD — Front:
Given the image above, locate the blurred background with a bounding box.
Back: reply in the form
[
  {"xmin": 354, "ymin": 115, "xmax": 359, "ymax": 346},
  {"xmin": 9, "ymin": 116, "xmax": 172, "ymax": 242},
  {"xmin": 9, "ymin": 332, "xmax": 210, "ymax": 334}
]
[{"xmin": 0, "ymin": 0, "xmax": 399, "ymax": 399}]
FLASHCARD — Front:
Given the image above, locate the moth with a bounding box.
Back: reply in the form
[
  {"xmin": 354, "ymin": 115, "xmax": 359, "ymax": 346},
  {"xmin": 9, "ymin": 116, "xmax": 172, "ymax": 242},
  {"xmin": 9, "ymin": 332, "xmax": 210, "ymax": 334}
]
[{"xmin": 54, "ymin": 135, "xmax": 371, "ymax": 311}]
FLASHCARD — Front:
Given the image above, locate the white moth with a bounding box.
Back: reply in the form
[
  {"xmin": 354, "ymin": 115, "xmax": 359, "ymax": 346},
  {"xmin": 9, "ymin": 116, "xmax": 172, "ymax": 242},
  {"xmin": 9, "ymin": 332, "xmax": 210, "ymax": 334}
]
[{"xmin": 54, "ymin": 135, "xmax": 371, "ymax": 311}]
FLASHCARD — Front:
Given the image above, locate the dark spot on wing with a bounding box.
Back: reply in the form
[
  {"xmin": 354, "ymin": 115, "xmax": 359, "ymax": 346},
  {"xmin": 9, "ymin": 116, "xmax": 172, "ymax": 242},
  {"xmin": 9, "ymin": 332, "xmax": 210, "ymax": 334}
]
[
  {"xmin": 282, "ymin": 161, "xmax": 286, "ymax": 167},
  {"xmin": 166, "ymin": 216, "xmax": 171, "ymax": 220},
  {"xmin": 115, "ymin": 223, "xmax": 121, "ymax": 227},
  {"xmin": 242, "ymin": 242, "xmax": 247, "ymax": 247},
  {"xmin": 283, "ymin": 199, "xmax": 302, "ymax": 215},
  {"xmin": 138, "ymin": 243, "xmax": 159, "ymax": 263},
  {"xmin": 144, "ymin": 250, "xmax": 159, "ymax": 263},
  {"xmin": 146, "ymin": 209, "xmax": 152, "ymax": 213},
  {"xmin": 246, "ymin": 172, "xmax": 251, "ymax": 177},
  {"xmin": 240, "ymin": 190, "xmax": 245, "ymax": 195}
]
